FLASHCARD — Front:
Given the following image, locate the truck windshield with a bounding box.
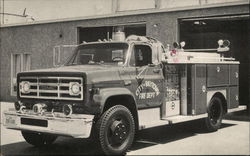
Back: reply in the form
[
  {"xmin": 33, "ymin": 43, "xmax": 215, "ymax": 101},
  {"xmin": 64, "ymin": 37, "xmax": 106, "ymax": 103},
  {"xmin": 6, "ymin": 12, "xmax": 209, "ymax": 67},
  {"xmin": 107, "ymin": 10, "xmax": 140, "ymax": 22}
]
[{"xmin": 66, "ymin": 43, "xmax": 129, "ymax": 66}]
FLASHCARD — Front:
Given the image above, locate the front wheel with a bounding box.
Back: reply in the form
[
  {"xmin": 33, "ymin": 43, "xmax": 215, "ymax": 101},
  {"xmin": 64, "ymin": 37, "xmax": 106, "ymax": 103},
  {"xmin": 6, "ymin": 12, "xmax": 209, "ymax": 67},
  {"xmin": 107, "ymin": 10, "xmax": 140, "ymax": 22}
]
[
  {"xmin": 97, "ymin": 105, "xmax": 135, "ymax": 155},
  {"xmin": 205, "ymin": 97, "xmax": 224, "ymax": 132},
  {"xmin": 21, "ymin": 131, "xmax": 57, "ymax": 147}
]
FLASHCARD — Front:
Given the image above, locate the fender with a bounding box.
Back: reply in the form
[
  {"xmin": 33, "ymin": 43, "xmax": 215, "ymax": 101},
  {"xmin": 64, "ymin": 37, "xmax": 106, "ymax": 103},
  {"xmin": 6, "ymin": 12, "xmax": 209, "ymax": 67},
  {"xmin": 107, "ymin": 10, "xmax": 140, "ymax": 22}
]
[
  {"xmin": 93, "ymin": 87, "xmax": 137, "ymax": 113},
  {"xmin": 207, "ymin": 89, "xmax": 227, "ymax": 106}
]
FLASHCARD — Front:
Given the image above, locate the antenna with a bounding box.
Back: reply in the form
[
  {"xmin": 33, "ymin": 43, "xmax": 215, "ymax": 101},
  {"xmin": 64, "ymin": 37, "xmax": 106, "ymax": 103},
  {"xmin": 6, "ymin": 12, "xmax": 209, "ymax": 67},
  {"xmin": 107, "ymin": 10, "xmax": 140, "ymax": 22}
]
[
  {"xmin": 0, "ymin": 8, "xmax": 35, "ymax": 23},
  {"xmin": 23, "ymin": 8, "xmax": 27, "ymax": 17}
]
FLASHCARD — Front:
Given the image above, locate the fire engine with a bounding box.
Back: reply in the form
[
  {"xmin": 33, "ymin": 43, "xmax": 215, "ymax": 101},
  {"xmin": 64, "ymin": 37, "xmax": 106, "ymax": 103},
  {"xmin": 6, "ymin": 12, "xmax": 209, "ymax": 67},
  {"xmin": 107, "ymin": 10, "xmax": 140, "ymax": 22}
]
[{"xmin": 4, "ymin": 35, "xmax": 246, "ymax": 155}]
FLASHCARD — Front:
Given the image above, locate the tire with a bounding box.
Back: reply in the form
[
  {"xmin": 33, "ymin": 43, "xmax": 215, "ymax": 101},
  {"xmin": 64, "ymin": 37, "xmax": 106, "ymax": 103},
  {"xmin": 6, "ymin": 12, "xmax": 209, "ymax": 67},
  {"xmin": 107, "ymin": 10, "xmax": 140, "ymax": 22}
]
[
  {"xmin": 21, "ymin": 131, "xmax": 57, "ymax": 147},
  {"xmin": 96, "ymin": 105, "xmax": 135, "ymax": 155},
  {"xmin": 205, "ymin": 97, "xmax": 224, "ymax": 132}
]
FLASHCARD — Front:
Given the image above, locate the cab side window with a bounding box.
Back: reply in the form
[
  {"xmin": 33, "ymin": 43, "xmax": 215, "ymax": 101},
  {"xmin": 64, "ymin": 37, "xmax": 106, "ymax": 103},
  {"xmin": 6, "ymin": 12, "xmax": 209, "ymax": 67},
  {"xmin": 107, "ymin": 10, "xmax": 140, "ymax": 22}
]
[{"xmin": 130, "ymin": 45, "xmax": 152, "ymax": 67}]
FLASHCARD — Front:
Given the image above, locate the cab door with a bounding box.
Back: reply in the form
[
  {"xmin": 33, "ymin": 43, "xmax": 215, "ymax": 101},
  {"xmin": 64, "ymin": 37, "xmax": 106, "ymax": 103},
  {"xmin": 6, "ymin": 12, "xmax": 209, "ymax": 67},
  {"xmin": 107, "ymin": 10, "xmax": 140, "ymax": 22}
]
[{"xmin": 129, "ymin": 44, "xmax": 164, "ymax": 109}]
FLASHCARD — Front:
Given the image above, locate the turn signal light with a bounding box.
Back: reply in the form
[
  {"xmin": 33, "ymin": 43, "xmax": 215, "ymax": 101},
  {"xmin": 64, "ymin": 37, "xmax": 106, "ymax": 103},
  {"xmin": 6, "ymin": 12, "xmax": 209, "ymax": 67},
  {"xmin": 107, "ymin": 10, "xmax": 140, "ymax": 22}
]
[
  {"xmin": 63, "ymin": 104, "xmax": 73, "ymax": 116},
  {"xmin": 19, "ymin": 105, "xmax": 26, "ymax": 114},
  {"xmin": 14, "ymin": 101, "xmax": 22, "ymax": 111},
  {"xmin": 33, "ymin": 103, "xmax": 47, "ymax": 114}
]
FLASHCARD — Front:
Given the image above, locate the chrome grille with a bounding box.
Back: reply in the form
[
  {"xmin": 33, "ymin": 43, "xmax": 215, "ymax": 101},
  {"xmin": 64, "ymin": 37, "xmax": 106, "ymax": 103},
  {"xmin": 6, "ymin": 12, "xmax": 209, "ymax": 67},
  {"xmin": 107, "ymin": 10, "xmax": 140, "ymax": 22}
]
[{"xmin": 19, "ymin": 76, "xmax": 83, "ymax": 100}]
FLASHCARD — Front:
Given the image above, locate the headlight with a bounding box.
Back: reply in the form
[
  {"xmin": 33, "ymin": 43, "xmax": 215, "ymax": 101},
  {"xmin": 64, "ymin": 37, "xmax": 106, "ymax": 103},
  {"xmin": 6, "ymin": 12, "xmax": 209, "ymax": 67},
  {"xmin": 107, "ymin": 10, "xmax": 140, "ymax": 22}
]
[
  {"xmin": 20, "ymin": 81, "xmax": 30, "ymax": 93},
  {"xmin": 69, "ymin": 82, "xmax": 81, "ymax": 95}
]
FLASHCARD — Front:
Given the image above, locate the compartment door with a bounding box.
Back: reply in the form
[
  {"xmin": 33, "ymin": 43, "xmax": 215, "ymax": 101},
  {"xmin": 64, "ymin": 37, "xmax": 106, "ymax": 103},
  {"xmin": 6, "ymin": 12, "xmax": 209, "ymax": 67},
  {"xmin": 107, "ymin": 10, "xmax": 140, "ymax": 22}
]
[
  {"xmin": 229, "ymin": 86, "xmax": 239, "ymax": 109},
  {"xmin": 207, "ymin": 64, "xmax": 229, "ymax": 87},
  {"xmin": 229, "ymin": 65, "xmax": 239, "ymax": 85},
  {"xmin": 194, "ymin": 64, "xmax": 207, "ymax": 114}
]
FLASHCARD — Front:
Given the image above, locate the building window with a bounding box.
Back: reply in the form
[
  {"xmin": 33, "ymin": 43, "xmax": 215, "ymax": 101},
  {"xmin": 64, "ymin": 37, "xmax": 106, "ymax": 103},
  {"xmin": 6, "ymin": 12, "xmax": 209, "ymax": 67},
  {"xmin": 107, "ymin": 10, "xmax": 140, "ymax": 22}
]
[{"xmin": 11, "ymin": 53, "xmax": 31, "ymax": 96}]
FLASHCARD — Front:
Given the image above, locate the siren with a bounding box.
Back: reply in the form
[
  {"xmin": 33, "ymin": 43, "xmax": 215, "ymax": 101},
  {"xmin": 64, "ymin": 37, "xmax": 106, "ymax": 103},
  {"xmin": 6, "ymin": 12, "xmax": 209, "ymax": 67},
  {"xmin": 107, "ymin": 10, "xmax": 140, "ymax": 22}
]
[{"xmin": 217, "ymin": 39, "xmax": 230, "ymax": 52}]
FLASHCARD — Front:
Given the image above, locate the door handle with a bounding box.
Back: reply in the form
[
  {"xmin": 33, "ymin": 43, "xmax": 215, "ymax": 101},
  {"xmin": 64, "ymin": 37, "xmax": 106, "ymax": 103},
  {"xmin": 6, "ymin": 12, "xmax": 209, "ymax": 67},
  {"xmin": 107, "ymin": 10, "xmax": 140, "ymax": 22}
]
[
  {"xmin": 124, "ymin": 80, "xmax": 131, "ymax": 86},
  {"xmin": 153, "ymin": 69, "xmax": 161, "ymax": 73}
]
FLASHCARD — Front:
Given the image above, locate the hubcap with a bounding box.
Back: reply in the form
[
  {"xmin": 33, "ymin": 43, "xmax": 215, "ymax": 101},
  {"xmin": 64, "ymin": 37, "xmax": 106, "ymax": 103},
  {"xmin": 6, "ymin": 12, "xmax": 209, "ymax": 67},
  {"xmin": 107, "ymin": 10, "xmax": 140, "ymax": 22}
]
[{"xmin": 109, "ymin": 119, "xmax": 128, "ymax": 146}]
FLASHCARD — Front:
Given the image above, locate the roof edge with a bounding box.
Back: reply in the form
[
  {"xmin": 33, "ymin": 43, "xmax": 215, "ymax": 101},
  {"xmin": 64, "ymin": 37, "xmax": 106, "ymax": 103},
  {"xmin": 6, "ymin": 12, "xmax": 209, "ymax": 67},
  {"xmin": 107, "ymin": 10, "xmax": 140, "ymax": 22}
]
[{"xmin": 0, "ymin": 1, "xmax": 249, "ymax": 28}]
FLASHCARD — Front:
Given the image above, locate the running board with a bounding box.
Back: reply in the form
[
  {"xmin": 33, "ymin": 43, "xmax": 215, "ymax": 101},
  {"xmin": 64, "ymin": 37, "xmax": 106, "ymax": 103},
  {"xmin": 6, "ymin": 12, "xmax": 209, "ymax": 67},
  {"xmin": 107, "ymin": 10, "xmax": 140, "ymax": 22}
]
[
  {"xmin": 138, "ymin": 106, "xmax": 246, "ymax": 130},
  {"xmin": 227, "ymin": 105, "xmax": 247, "ymax": 113},
  {"xmin": 162, "ymin": 114, "xmax": 207, "ymax": 124},
  {"xmin": 139, "ymin": 114, "xmax": 207, "ymax": 130}
]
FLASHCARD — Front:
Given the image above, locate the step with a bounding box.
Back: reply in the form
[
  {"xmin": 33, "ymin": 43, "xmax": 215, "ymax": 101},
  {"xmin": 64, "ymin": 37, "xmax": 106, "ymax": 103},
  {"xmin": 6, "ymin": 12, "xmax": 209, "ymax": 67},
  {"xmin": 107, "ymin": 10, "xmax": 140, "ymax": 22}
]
[
  {"xmin": 139, "ymin": 119, "xmax": 169, "ymax": 130},
  {"xmin": 228, "ymin": 105, "xmax": 247, "ymax": 113},
  {"xmin": 138, "ymin": 114, "xmax": 207, "ymax": 130},
  {"xmin": 162, "ymin": 114, "xmax": 207, "ymax": 124}
]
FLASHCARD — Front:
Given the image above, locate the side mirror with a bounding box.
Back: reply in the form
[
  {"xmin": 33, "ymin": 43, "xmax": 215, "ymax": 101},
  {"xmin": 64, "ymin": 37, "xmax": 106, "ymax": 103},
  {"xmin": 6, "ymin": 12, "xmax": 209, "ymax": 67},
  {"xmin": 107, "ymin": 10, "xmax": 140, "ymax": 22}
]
[{"xmin": 180, "ymin": 41, "xmax": 186, "ymax": 48}]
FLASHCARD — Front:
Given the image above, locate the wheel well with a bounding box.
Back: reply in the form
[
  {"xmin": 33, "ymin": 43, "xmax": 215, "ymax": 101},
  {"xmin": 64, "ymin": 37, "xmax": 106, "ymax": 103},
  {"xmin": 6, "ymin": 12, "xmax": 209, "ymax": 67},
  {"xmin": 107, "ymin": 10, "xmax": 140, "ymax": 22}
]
[
  {"xmin": 212, "ymin": 92, "xmax": 228, "ymax": 114},
  {"xmin": 103, "ymin": 95, "xmax": 139, "ymax": 131}
]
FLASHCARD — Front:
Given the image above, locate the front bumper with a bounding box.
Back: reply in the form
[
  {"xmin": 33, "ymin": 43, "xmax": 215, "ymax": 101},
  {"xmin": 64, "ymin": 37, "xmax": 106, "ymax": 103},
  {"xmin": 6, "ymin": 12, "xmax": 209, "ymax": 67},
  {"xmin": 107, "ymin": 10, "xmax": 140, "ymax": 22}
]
[{"xmin": 3, "ymin": 109, "xmax": 94, "ymax": 138}]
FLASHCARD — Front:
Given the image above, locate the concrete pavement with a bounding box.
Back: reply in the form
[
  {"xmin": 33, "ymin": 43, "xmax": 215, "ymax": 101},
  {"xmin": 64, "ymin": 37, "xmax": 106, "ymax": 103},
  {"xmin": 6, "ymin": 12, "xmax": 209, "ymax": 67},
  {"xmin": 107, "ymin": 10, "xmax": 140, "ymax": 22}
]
[{"xmin": 1, "ymin": 102, "xmax": 249, "ymax": 155}]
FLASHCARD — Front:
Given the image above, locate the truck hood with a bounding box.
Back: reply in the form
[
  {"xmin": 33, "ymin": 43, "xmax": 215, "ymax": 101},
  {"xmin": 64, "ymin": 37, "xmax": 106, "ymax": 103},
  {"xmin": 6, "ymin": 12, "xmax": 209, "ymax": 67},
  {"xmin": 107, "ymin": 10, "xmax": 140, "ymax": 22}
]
[
  {"xmin": 20, "ymin": 65, "xmax": 124, "ymax": 85},
  {"xmin": 25, "ymin": 65, "xmax": 118, "ymax": 73}
]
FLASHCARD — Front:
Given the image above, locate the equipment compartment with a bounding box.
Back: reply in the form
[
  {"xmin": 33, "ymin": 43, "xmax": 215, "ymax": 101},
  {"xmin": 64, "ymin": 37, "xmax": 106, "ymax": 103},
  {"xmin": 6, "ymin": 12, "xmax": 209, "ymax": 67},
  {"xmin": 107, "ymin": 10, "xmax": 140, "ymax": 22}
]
[
  {"xmin": 187, "ymin": 64, "xmax": 207, "ymax": 115},
  {"xmin": 229, "ymin": 86, "xmax": 239, "ymax": 109},
  {"xmin": 207, "ymin": 64, "xmax": 229, "ymax": 87}
]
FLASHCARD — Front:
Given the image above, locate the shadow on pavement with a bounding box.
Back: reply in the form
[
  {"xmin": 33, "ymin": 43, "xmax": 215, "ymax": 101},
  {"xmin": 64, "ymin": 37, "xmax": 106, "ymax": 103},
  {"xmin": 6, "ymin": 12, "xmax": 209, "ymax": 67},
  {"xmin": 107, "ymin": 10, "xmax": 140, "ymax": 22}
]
[
  {"xmin": 224, "ymin": 110, "xmax": 250, "ymax": 122},
  {"xmin": 1, "ymin": 119, "xmax": 237, "ymax": 155},
  {"xmin": 129, "ymin": 119, "xmax": 235, "ymax": 151},
  {"xmin": 1, "ymin": 137, "xmax": 102, "ymax": 155}
]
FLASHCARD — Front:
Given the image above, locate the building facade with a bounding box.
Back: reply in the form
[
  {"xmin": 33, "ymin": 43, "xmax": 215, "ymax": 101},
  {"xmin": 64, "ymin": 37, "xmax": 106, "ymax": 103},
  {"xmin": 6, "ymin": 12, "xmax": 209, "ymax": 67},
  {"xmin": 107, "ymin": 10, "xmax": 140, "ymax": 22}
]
[{"xmin": 0, "ymin": 0, "xmax": 249, "ymax": 104}]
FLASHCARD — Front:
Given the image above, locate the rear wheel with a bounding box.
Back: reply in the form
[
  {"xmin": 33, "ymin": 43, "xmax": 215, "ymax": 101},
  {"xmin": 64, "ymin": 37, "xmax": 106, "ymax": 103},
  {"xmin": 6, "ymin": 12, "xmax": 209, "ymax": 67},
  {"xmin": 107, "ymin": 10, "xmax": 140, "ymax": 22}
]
[
  {"xmin": 21, "ymin": 131, "xmax": 57, "ymax": 147},
  {"xmin": 205, "ymin": 97, "xmax": 224, "ymax": 132},
  {"xmin": 97, "ymin": 105, "xmax": 135, "ymax": 155}
]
